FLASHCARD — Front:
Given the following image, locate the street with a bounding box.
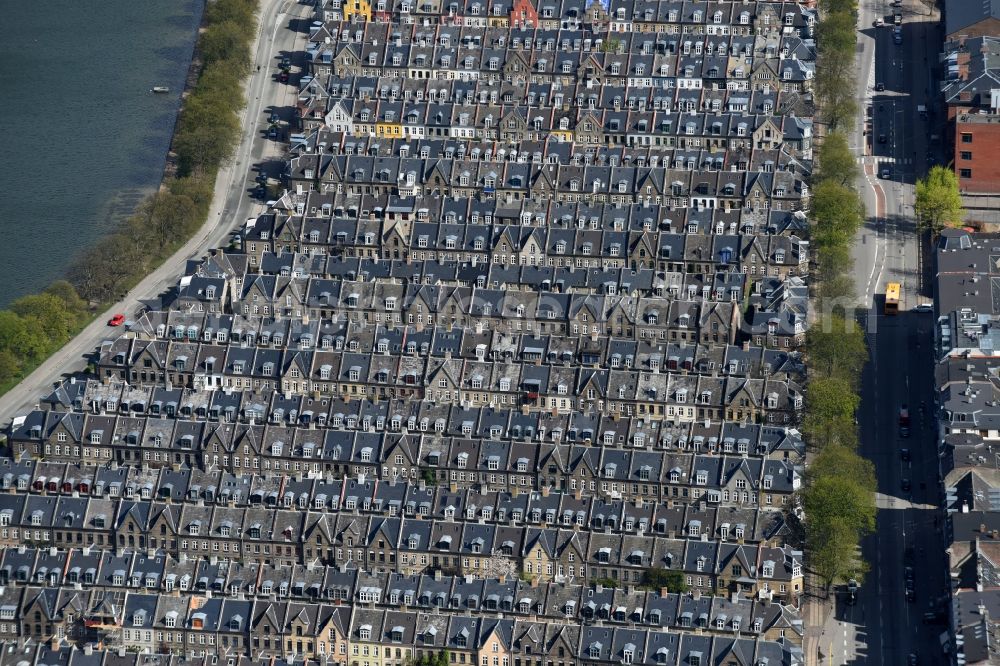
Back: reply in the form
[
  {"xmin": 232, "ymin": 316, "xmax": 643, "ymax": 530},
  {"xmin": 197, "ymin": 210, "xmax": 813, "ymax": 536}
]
[
  {"xmin": 813, "ymin": 0, "xmax": 950, "ymax": 663},
  {"xmin": 0, "ymin": 0, "xmax": 312, "ymax": 428}
]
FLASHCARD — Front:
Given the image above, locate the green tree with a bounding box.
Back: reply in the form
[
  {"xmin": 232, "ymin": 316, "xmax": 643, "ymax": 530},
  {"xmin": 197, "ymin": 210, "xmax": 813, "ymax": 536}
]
[
  {"xmin": 816, "ymin": 11, "xmax": 857, "ymax": 60},
  {"xmin": 69, "ymin": 233, "xmax": 145, "ymax": 303},
  {"xmin": 197, "ymin": 62, "xmax": 247, "ymax": 110},
  {"xmin": 420, "ymin": 468, "xmax": 437, "ymax": 486},
  {"xmin": 640, "ymin": 567, "xmax": 689, "ymax": 593},
  {"xmin": 175, "ymin": 97, "xmax": 240, "ymax": 175},
  {"xmin": 200, "ymin": 20, "xmax": 253, "ymax": 70},
  {"xmin": 811, "ymin": 180, "xmax": 865, "ymax": 250},
  {"xmin": 809, "ymin": 444, "xmax": 877, "ymax": 490},
  {"xmin": 600, "ymin": 38, "xmax": 622, "ymax": 53},
  {"xmin": 818, "ymin": 132, "xmax": 858, "ymax": 186},
  {"xmin": 43, "ymin": 280, "xmax": 88, "ymax": 317},
  {"xmin": 813, "ymin": 241, "xmax": 853, "ymax": 285},
  {"xmin": 803, "ymin": 376, "xmax": 860, "ymax": 449},
  {"xmin": 803, "ymin": 473, "xmax": 876, "ymax": 535},
  {"xmin": 141, "ymin": 192, "xmax": 201, "ymax": 247},
  {"xmin": 169, "ymin": 175, "xmax": 214, "ymax": 212},
  {"xmin": 10, "ymin": 293, "xmax": 77, "ymax": 345},
  {"xmin": 205, "ymin": 0, "xmax": 258, "ymax": 29},
  {"xmin": 590, "ymin": 577, "xmax": 619, "ymax": 589},
  {"xmin": 0, "ymin": 349, "xmax": 22, "ymax": 385},
  {"xmin": 915, "ymin": 165, "xmax": 964, "ymax": 235},
  {"xmin": 802, "ymin": 465, "xmax": 876, "ymax": 590},
  {"xmin": 816, "ymin": 273, "xmax": 856, "ymax": 303},
  {"xmin": 818, "ymin": 0, "xmax": 859, "ymax": 13},
  {"xmin": 807, "ymin": 314, "xmax": 868, "ymax": 380},
  {"xmin": 806, "ymin": 514, "xmax": 869, "ymax": 589},
  {"xmin": 0, "ymin": 311, "xmax": 48, "ymax": 361}
]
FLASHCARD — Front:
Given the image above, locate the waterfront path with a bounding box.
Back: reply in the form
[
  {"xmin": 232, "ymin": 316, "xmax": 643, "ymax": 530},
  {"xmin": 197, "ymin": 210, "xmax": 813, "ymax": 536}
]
[{"xmin": 0, "ymin": 0, "xmax": 313, "ymax": 428}]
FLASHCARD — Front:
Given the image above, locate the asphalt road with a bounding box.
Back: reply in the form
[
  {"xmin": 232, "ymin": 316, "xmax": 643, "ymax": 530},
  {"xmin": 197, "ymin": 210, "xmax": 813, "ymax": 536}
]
[
  {"xmin": 817, "ymin": 0, "xmax": 950, "ymax": 663},
  {"xmin": 0, "ymin": 0, "xmax": 312, "ymax": 428}
]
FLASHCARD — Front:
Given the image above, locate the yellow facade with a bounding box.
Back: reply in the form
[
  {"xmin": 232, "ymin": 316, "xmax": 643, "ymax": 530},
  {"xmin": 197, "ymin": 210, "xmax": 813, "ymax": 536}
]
[
  {"xmin": 344, "ymin": 0, "xmax": 371, "ymax": 21},
  {"xmin": 352, "ymin": 636, "xmax": 387, "ymax": 666},
  {"xmin": 376, "ymin": 122, "xmax": 403, "ymax": 138},
  {"xmin": 522, "ymin": 543, "xmax": 554, "ymax": 582}
]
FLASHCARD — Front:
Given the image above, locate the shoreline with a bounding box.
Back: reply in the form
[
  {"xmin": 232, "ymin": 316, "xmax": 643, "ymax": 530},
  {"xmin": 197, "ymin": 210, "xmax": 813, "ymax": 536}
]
[
  {"xmin": 0, "ymin": 0, "xmax": 257, "ymax": 399},
  {"xmin": 160, "ymin": 1, "xmax": 209, "ymax": 185}
]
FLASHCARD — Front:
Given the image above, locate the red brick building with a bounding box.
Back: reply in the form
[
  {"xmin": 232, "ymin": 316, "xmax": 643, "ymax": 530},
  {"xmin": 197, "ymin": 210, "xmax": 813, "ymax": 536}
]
[
  {"xmin": 509, "ymin": 0, "xmax": 538, "ymax": 28},
  {"xmin": 942, "ymin": 37, "xmax": 1000, "ymax": 194},
  {"xmin": 946, "ymin": 0, "xmax": 1000, "ymax": 41},
  {"xmin": 954, "ymin": 113, "xmax": 1000, "ymax": 195}
]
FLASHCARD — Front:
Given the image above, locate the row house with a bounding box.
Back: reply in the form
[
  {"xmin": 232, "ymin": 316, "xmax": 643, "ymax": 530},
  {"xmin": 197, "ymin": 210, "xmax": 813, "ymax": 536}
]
[
  {"xmin": 0, "ymin": 485, "xmax": 802, "ymax": 604},
  {"xmin": 0, "ymin": 546, "xmax": 804, "ymax": 646}
]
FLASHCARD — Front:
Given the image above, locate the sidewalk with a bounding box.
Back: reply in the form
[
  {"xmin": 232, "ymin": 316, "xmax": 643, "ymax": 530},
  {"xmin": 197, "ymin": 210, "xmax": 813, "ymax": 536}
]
[{"xmin": 802, "ymin": 575, "xmax": 831, "ymax": 666}]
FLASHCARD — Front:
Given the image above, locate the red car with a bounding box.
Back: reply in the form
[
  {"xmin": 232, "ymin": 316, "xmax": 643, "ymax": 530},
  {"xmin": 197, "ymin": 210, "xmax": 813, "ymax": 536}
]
[{"xmin": 107, "ymin": 314, "xmax": 125, "ymax": 327}]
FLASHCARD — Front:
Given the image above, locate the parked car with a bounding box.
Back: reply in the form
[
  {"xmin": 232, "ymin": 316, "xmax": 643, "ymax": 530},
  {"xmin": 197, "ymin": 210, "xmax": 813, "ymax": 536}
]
[
  {"xmin": 880, "ymin": 167, "xmax": 892, "ymax": 179},
  {"xmin": 107, "ymin": 314, "xmax": 125, "ymax": 327},
  {"xmin": 900, "ymin": 448, "xmax": 911, "ymax": 461},
  {"xmin": 875, "ymin": 82, "xmax": 885, "ymax": 91},
  {"xmin": 846, "ymin": 579, "xmax": 859, "ymax": 605},
  {"xmin": 901, "ymin": 478, "xmax": 911, "ymax": 492},
  {"xmin": 923, "ymin": 610, "xmax": 945, "ymax": 624},
  {"xmin": 914, "ymin": 303, "xmax": 933, "ymax": 313}
]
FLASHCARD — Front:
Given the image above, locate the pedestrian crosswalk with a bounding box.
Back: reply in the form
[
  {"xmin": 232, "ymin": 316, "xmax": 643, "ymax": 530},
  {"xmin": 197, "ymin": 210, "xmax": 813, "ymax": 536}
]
[{"xmin": 856, "ymin": 156, "xmax": 912, "ymax": 165}]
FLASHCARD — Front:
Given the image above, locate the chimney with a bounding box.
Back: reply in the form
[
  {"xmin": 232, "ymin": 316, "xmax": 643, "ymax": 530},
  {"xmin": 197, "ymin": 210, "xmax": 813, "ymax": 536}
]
[
  {"xmin": 530, "ymin": 575, "xmax": 539, "ymax": 588},
  {"xmin": 541, "ymin": 486, "xmax": 550, "ymax": 497},
  {"xmin": 692, "ymin": 589, "xmax": 701, "ymax": 600},
  {"xmin": 660, "ymin": 587, "xmax": 669, "ymax": 598}
]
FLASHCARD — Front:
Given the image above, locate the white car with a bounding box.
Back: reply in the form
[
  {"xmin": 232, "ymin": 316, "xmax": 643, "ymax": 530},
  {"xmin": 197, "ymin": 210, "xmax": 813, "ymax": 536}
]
[{"xmin": 913, "ymin": 303, "xmax": 933, "ymax": 313}]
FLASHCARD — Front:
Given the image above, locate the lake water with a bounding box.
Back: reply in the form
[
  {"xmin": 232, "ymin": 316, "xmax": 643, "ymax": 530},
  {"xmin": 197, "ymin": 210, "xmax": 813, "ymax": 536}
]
[{"xmin": 0, "ymin": 0, "xmax": 205, "ymax": 306}]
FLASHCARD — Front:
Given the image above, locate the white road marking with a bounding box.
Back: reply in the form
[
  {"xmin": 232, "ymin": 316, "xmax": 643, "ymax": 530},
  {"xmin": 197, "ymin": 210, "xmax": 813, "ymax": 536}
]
[{"xmin": 863, "ymin": 172, "xmax": 888, "ymax": 306}]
